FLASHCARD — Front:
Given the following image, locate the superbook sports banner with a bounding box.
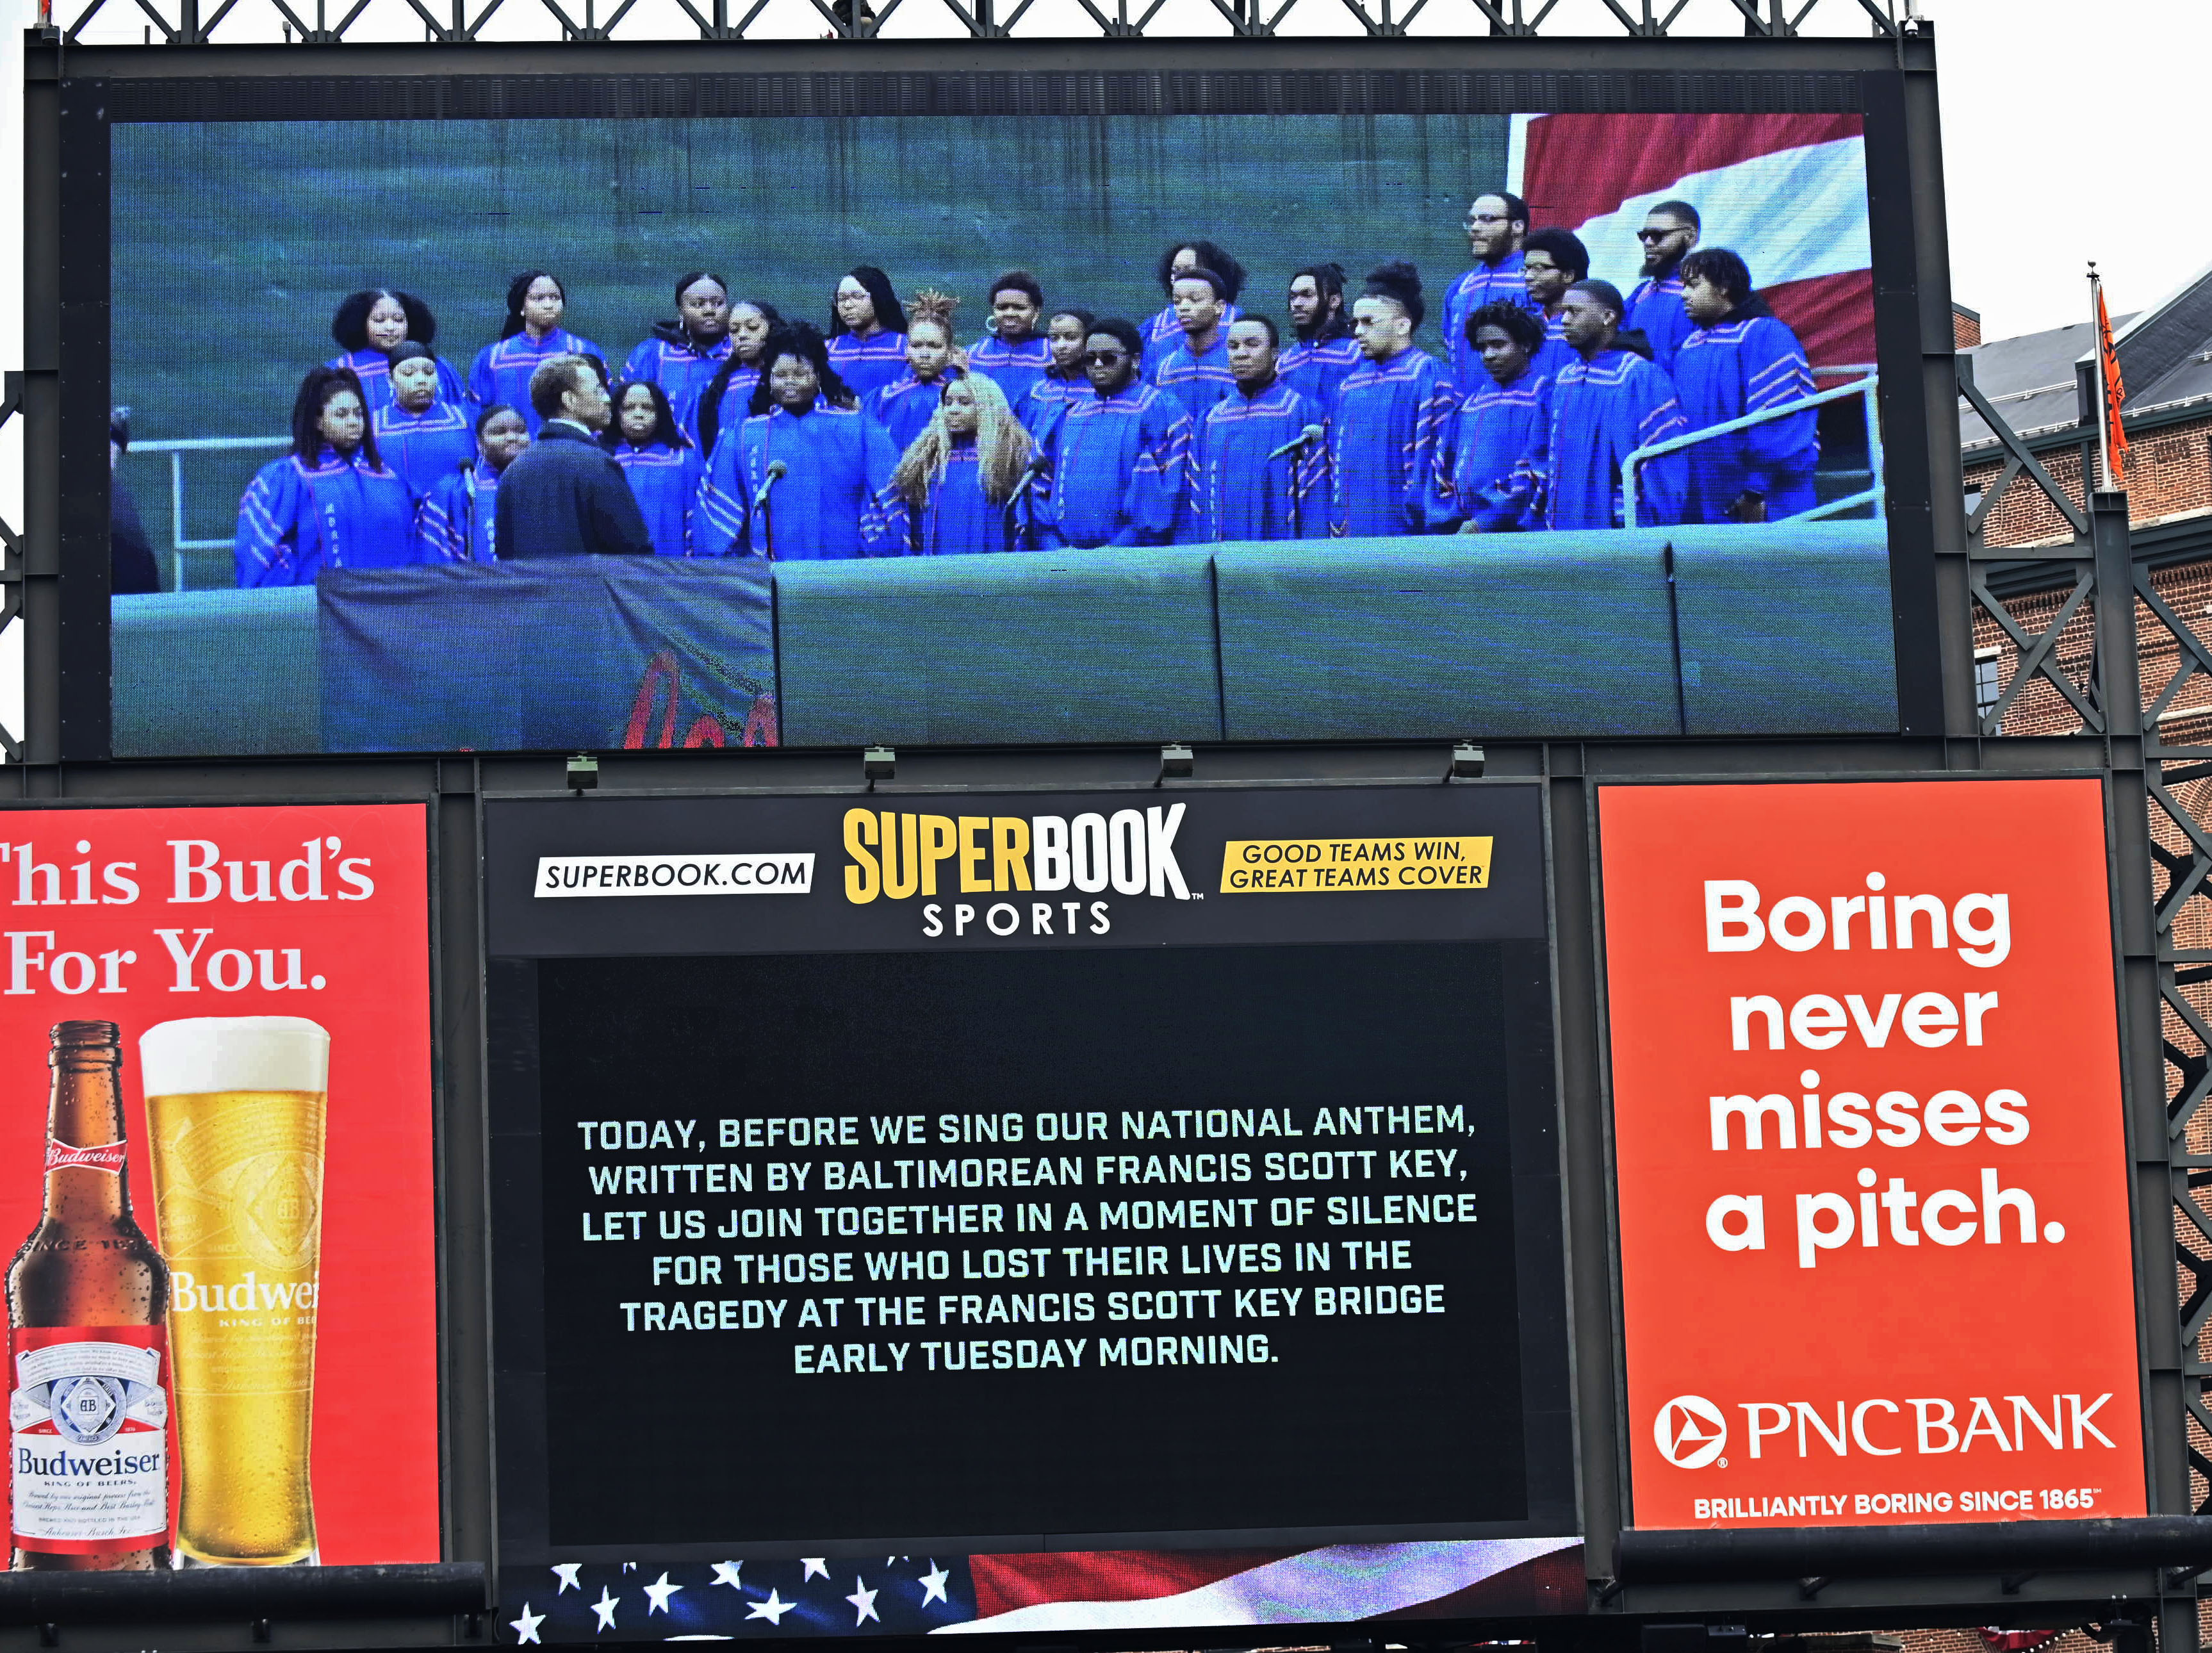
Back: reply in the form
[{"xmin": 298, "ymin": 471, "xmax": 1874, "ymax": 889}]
[{"xmin": 1598, "ymin": 780, "xmax": 2144, "ymax": 1531}]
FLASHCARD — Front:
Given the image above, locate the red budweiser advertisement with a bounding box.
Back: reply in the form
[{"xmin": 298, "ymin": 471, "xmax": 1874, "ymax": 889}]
[
  {"xmin": 3, "ymin": 805, "xmax": 435, "ymax": 1569},
  {"xmin": 1599, "ymin": 780, "xmax": 2144, "ymax": 1529}
]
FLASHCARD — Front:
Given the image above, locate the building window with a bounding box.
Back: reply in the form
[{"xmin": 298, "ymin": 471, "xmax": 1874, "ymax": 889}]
[{"xmin": 1974, "ymin": 646, "xmax": 2003, "ymax": 723}]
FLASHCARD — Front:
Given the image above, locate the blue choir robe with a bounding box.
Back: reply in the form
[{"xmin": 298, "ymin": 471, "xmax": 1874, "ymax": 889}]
[
  {"xmin": 1541, "ymin": 347, "xmax": 1687, "ymax": 530},
  {"xmin": 414, "ymin": 461, "xmax": 502, "ymax": 564},
  {"xmin": 1278, "ymin": 336, "xmax": 1361, "ymax": 415},
  {"xmin": 1443, "ymin": 254, "xmax": 1537, "ymax": 396},
  {"xmin": 614, "ymin": 441, "xmax": 707, "ymax": 557},
  {"xmin": 373, "ymin": 400, "xmax": 478, "ymax": 498},
  {"xmin": 623, "ymin": 332, "xmax": 735, "ymax": 440},
  {"xmin": 1019, "ymin": 371, "xmax": 1086, "ymax": 441},
  {"xmin": 695, "ymin": 364, "xmax": 762, "ymax": 457},
  {"xmin": 468, "ymin": 328, "xmax": 603, "ymax": 432},
  {"xmin": 1429, "ymin": 366, "xmax": 1550, "ymax": 533},
  {"xmin": 865, "ymin": 374, "xmax": 951, "ymax": 457},
  {"xmin": 1141, "ymin": 302, "xmax": 1241, "ymax": 380},
  {"xmin": 1179, "ymin": 381, "xmax": 1329, "ymax": 544},
  {"xmin": 883, "ymin": 443, "xmax": 1024, "ymax": 556},
  {"xmin": 326, "ymin": 349, "xmax": 471, "ymax": 422},
  {"xmin": 1329, "ymin": 348, "xmax": 1457, "ymax": 538},
  {"xmin": 1626, "ymin": 274, "xmax": 1695, "ymax": 373},
  {"xmin": 1530, "ymin": 313, "xmax": 1580, "ymax": 384},
  {"xmin": 967, "ymin": 335, "xmax": 1051, "ymax": 408},
  {"xmin": 1155, "ymin": 336, "xmax": 1236, "ymax": 426},
  {"xmin": 698, "ymin": 402, "xmax": 897, "ymax": 561},
  {"xmin": 1671, "ymin": 311, "xmax": 1821, "ymax": 523},
  {"xmin": 1044, "ymin": 381, "xmax": 1192, "ymax": 548},
  {"xmin": 828, "ymin": 331, "xmax": 909, "ymax": 401},
  {"xmin": 234, "ymin": 448, "xmax": 419, "ymax": 587}
]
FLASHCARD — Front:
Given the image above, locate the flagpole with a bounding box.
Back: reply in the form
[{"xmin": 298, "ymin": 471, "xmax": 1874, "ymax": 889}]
[{"xmin": 2090, "ymin": 261, "xmax": 2114, "ymax": 493}]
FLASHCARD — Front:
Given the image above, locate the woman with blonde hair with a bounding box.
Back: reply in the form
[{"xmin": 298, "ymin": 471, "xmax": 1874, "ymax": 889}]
[{"xmin": 885, "ymin": 369, "xmax": 1037, "ymax": 555}]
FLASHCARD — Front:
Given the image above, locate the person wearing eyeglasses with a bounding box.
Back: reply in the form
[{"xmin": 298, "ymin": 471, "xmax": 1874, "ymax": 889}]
[
  {"xmin": 1040, "ymin": 318, "xmax": 1192, "ymax": 549},
  {"xmin": 1520, "ymin": 227, "xmax": 1589, "ymax": 382},
  {"xmin": 1441, "ymin": 191, "xmax": 1533, "ymax": 398},
  {"xmin": 1625, "ymin": 201, "xmax": 1701, "ymax": 374},
  {"xmin": 1331, "ymin": 262, "xmax": 1458, "ymax": 539}
]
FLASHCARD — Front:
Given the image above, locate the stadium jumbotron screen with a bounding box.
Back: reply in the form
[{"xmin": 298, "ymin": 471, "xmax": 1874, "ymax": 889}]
[{"xmin": 88, "ymin": 62, "xmax": 1930, "ymax": 757}]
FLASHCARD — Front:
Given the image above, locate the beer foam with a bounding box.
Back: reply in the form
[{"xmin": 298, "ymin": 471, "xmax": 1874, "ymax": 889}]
[{"xmin": 138, "ymin": 1017, "xmax": 329, "ymax": 1096}]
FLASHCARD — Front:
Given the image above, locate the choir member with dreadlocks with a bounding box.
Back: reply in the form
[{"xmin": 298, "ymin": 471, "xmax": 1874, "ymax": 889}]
[
  {"xmin": 1536, "ymin": 279, "xmax": 1687, "ymax": 530},
  {"xmin": 1671, "ymin": 247, "xmax": 1819, "ymax": 523},
  {"xmin": 828, "ymin": 266, "xmax": 910, "ymax": 401},
  {"xmin": 327, "ymin": 288, "xmax": 469, "ymax": 419},
  {"xmin": 1330, "ymin": 262, "xmax": 1457, "ymax": 538},
  {"xmin": 236, "ymin": 365, "xmax": 418, "ymax": 586},
  {"xmin": 469, "ymin": 270, "xmax": 603, "ymax": 433},
  {"xmin": 1155, "ymin": 267, "xmax": 1239, "ymax": 425},
  {"xmin": 883, "ymin": 372, "xmax": 1036, "ymax": 556},
  {"xmin": 1442, "ymin": 192, "xmax": 1534, "ymax": 397},
  {"xmin": 698, "ymin": 323, "xmax": 897, "ymax": 561},
  {"xmin": 610, "ymin": 379, "xmax": 707, "ymax": 557},
  {"xmin": 1019, "ymin": 307, "xmax": 1094, "ymax": 443},
  {"xmin": 695, "ymin": 299, "xmax": 784, "ymax": 458},
  {"xmin": 865, "ymin": 293, "xmax": 963, "ymax": 453},
  {"xmin": 1179, "ymin": 315, "xmax": 1329, "ymax": 545},
  {"xmin": 622, "ymin": 271, "xmax": 736, "ymax": 439},
  {"xmin": 967, "ymin": 272, "xmax": 1051, "ymax": 407},
  {"xmin": 416, "ymin": 404, "xmax": 529, "ymax": 565},
  {"xmin": 1042, "ymin": 317, "xmax": 1191, "ymax": 549},
  {"xmin": 373, "ymin": 341, "xmax": 479, "ymax": 496},
  {"xmin": 1142, "ymin": 241, "xmax": 1245, "ymax": 380},
  {"xmin": 1279, "ymin": 263, "xmax": 1359, "ymax": 414},
  {"xmin": 1625, "ymin": 201, "xmax": 1701, "ymax": 373},
  {"xmin": 1430, "ymin": 302, "xmax": 1550, "ymax": 534}
]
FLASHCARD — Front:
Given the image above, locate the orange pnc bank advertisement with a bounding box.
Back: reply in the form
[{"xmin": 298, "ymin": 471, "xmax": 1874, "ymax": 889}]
[
  {"xmin": 2, "ymin": 804, "xmax": 435, "ymax": 1570},
  {"xmin": 1600, "ymin": 780, "xmax": 2144, "ymax": 1531}
]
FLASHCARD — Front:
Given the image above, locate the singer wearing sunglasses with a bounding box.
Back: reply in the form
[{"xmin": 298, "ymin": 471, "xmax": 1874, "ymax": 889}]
[
  {"xmin": 1624, "ymin": 201, "xmax": 1702, "ymax": 373},
  {"xmin": 1177, "ymin": 315, "xmax": 1330, "ymax": 545},
  {"xmin": 1039, "ymin": 319, "xmax": 1192, "ymax": 550}
]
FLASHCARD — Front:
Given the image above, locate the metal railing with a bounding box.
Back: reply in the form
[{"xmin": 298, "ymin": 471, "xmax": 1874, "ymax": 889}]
[
  {"xmin": 126, "ymin": 434, "xmax": 287, "ymax": 591},
  {"xmin": 1622, "ymin": 370, "xmax": 1881, "ymax": 530}
]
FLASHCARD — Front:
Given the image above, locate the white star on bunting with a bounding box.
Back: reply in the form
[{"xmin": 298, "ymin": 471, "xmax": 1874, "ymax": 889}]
[
  {"xmin": 918, "ymin": 1561, "xmax": 951, "ymax": 1607},
  {"xmin": 746, "ymin": 1588, "xmax": 794, "ymax": 1625},
  {"xmin": 847, "ymin": 1577, "xmax": 880, "ymax": 1626},
  {"xmin": 591, "ymin": 1588, "xmax": 619, "ymax": 1632},
  {"xmin": 509, "ymin": 1603, "xmax": 545, "ymax": 1645},
  {"xmin": 643, "ymin": 1572, "xmax": 684, "ymax": 1615}
]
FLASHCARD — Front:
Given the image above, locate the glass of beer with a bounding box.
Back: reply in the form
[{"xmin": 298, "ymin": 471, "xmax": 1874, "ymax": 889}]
[{"xmin": 139, "ymin": 1017, "xmax": 329, "ymax": 1567}]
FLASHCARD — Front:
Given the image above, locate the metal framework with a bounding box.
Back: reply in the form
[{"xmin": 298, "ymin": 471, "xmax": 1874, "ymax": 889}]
[{"xmin": 35, "ymin": 0, "xmax": 1905, "ymax": 46}]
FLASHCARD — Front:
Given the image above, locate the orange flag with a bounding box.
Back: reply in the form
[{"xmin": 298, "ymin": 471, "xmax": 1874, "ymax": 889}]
[{"xmin": 2097, "ymin": 283, "xmax": 2129, "ymax": 485}]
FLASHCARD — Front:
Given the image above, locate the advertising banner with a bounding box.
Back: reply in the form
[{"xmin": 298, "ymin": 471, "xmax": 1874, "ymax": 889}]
[
  {"xmin": 1599, "ymin": 780, "xmax": 2144, "ymax": 1530},
  {"xmin": 483, "ymin": 785, "xmax": 1577, "ymax": 1641},
  {"xmin": 1, "ymin": 804, "xmax": 437, "ymax": 1569}
]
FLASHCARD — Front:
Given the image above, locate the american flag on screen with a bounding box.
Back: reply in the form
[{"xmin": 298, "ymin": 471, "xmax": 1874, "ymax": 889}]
[
  {"xmin": 1509, "ymin": 111, "xmax": 1876, "ymax": 370},
  {"xmin": 498, "ymin": 1540, "xmax": 1584, "ymax": 1643}
]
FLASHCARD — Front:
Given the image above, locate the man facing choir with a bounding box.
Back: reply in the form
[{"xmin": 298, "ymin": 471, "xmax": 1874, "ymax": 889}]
[
  {"xmin": 1179, "ymin": 316, "xmax": 1329, "ymax": 544},
  {"xmin": 1331, "ymin": 262, "xmax": 1457, "ymax": 538},
  {"xmin": 1671, "ymin": 247, "xmax": 1819, "ymax": 523}
]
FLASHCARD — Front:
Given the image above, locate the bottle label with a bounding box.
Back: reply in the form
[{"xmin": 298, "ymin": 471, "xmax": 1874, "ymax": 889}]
[
  {"xmin": 9, "ymin": 1326, "xmax": 168, "ymax": 1553},
  {"xmin": 44, "ymin": 1139, "xmax": 126, "ymax": 1175}
]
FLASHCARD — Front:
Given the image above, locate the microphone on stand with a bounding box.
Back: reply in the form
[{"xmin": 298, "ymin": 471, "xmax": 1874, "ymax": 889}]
[
  {"xmin": 1266, "ymin": 423, "xmax": 1326, "ymax": 461},
  {"xmin": 751, "ymin": 460, "xmax": 789, "ymax": 514}
]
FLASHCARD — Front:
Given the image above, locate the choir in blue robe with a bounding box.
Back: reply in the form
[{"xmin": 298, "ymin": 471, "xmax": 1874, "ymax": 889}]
[
  {"xmin": 1539, "ymin": 347, "xmax": 1687, "ymax": 530},
  {"xmin": 882, "ymin": 443, "xmax": 1024, "ymax": 556},
  {"xmin": 865, "ymin": 374, "xmax": 951, "ymax": 456},
  {"xmin": 414, "ymin": 461, "xmax": 502, "ymax": 564},
  {"xmin": 622, "ymin": 332, "xmax": 735, "ymax": 439},
  {"xmin": 1179, "ymin": 381, "xmax": 1329, "ymax": 544},
  {"xmin": 1141, "ymin": 302, "xmax": 1241, "ymax": 380},
  {"xmin": 234, "ymin": 448, "xmax": 419, "ymax": 586},
  {"xmin": 1626, "ymin": 274, "xmax": 1694, "ymax": 373},
  {"xmin": 1429, "ymin": 366, "xmax": 1551, "ymax": 532},
  {"xmin": 1442, "ymin": 254, "xmax": 1535, "ymax": 395},
  {"xmin": 372, "ymin": 400, "xmax": 478, "ymax": 498},
  {"xmin": 468, "ymin": 329, "xmax": 603, "ymax": 433},
  {"xmin": 614, "ymin": 441, "xmax": 707, "ymax": 557},
  {"xmin": 1044, "ymin": 382, "xmax": 1192, "ymax": 548},
  {"xmin": 1329, "ymin": 349, "xmax": 1457, "ymax": 538},
  {"xmin": 1154, "ymin": 337, "xmax": 1236, "ymax": 425},
  {"xmin": 697, "ymin": 402, "xmax": 898, "ymax": 561},
  {"xmin": 325, "ymin": 349, "xmax": 471, "ymax": 421},
  {"xmin": 1019, "ymin": 371, "xmax": 1086, "ymax": 442},
  {"xmin": 967, "ymin": 335, "xmax": 1051, "ymax": 409},
  {"xmin": 827, "ymin": 332, "xmax": 909, "ymax": 401},
  {"xmin": 695, "ymin": 364, "xmax": 761, "ymax": 456},
  {"xmin": 1277, "ymin": 336, "xmax": 1361, "ymax": 415},
  {"xmin": 1671, "ymin": 310, "xmax": 1821, "ymax": 523}
]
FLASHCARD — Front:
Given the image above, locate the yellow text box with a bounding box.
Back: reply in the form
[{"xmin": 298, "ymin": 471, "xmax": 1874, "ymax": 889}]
[{"xmin": 1219, "ymin": 835, "xmax": 1494, "ymax": 894}]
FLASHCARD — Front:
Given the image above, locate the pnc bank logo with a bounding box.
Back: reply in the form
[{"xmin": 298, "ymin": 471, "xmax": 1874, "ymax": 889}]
[{"xmin": 1655, "ymin": 1395, "xmax": 1728, "ymax": 1468}]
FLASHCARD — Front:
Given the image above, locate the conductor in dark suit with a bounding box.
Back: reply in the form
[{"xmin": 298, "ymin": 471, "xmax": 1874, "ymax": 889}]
[{"xmin": 495, "ymin": 354, "xmax": 653, "ymax": 559}]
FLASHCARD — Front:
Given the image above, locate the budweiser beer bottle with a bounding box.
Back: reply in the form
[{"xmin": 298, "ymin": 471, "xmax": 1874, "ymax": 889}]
[{"xmin": 7, "ymin": 1021, "xmax": 171, "ymax": 1571}]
